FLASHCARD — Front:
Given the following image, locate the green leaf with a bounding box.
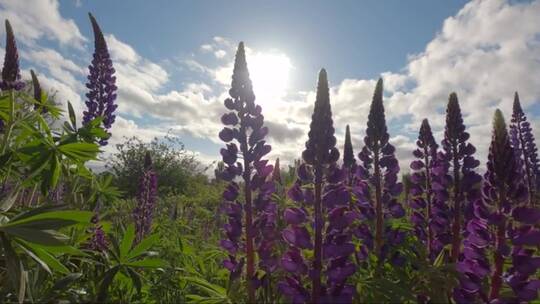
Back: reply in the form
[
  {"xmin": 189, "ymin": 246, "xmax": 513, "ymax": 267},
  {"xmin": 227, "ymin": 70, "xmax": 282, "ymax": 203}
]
[
  {"xmin": 126, "ymin": 268, "xmax": 142, "ymax": 294},
  {"xmin": 9, "ymin": 204, "xmax": 68, "ymax": 222},
  {"xmin": 125, "ymin": 258, "xmax": 167, "ymax": 268},
  {"xmin": 1, "ymin": 234, "xmax": 23, "ymax": 293},
  {"xmin": 58, "ymin": 142, "xmax": 100, "ymax": 162},
  {"xmin": 42, "ymin": 273, "xmax": 82, "ymax": 300},
  {"xmin": 433, "ymin": 249, "xmax": 446, "ymax": 267},
  {"xmin": 1, "ymin": 227, "xmax": 67, "ymax": 246},
  {"xmin": 184, "ymin": 276, "xmax": 227, "ymax": 298},
  {"xmin": 6, "ymin": 210, "xmax": 93, "ymax": 227},
  {"xmin": 97, "ymin": 266, "xmax": 120, "ymax": 302},
  {"xmin": 67, "ymin": 101, "xmax": 76, "ymax": 129},
  {"xmin": 120, "ymin": 224, "xmax": 135, "ymax": 260},
  {"xmin": 127, "ymin": 234, "xmax": 159, "ymax": 260},
  {"xmin": 19, "ymin": 241, "xmax": 70, "ymax": 274},
  {"xmin": 0, "ymin": 186, "xmax": 19, "ymax": 212}
]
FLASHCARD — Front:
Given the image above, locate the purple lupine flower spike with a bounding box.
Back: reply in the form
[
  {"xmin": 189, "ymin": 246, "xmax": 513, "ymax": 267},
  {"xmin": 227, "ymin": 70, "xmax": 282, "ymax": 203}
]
[
  {"xmin": 218, "ymin": 42, "xmax": 276, "ymax": 303},
  {"xmin": 89, "ymin": 214, "xmax": 108, "ymax": 252},
  {"xmin": 273, "ymin": 158, "xmax": 282, "ymax": 185},
  {"xmin": 409, "ymin": 119, "xmax": 439, "ymax": 259},
  {"xmin": 510, "ymin": 92, "xmax": 540, "ymax": 206},
  {"xmin": 304, "ymin": 68, "xmax": 338, "ymax": 304},
  {"xmin": 455, "ymin": 110, "xmax": 539, "ymax": 303},
  {"xmin": 281, "ymin": 70, "xmax": 355, "ymax": 304},
  {"xmin": 355, "ymin": 78, "xmax": 404, "ymax": 260},
  {"xmin": 0, "ymin": 20, "xmax": 24, "ymax": 132},
  {"xmin": 30, "ymin": 70, "xmax": 47, "ymax": 114},
  {"xmin": 83, "ymin": 13, "xmax": 118, "ymax": 146},
  {"xmin": 133, "ymin": 152, "xmax": 158, "ymax": 243},
  {"xmin": 433, "ymin": 93, "xmax": 481, "ymax": 262},
  {"xmin": 1, "ymin": 20, "xmax": 24, "ymax": 92},
  {"xmin": 343, "ymin": 125, "xmax": 356, "ymax": 170}
]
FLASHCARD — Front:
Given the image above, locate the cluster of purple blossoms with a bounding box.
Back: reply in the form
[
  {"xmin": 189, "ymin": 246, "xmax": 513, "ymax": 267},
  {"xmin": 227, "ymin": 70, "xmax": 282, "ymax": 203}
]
[
  {"xmin": 83, "ymin": 13, "xmax": 118, "ymax": 146},
  {"xmin": 218, "ymin": 42, "xmax": 277, "ymax": 303},
  {"xmin": 89, "ymin": 214, "xmax": 108, "ymax": 252},
  {"xmin": 133, "ymin": 152, "xmax": 158, "ymax": 243},
  {"xmin": 0, "ymin": 20, "xmax": 24, "ymax": 132},
  {"xmin": 0, "ymin": 20, "xmax": 24, "ymax": 92},
  {"xmin": 431, "ymin": 93, "xmax": 482, "ymax": 262},
  {"xmin": 455, "ymin": 110, "xmax": 540, "ymax": 303},
  {"xmin": 510, "ymin": 92, "xmax": 540, "ymax": 206},
  {"xmin": 408, "ymin": 119, "xmax": 443, "ymax": 259},
  {"xmin": 279, "ymin": 69, "xmax": 356, "ymax": 304},
  {"xmin": 355, "ymin": 78, "xmax": 405, "ymax": 264},
  {"xmin": 30, "ymin": 70, "xmax": 47, "ymax": 114}
]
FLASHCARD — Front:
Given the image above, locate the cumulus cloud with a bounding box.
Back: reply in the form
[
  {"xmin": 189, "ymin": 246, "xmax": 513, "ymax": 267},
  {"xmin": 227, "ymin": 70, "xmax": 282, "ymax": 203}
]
[{"xmin": 0, "ymin": 0, "xmax": 86, "ymax": 48}]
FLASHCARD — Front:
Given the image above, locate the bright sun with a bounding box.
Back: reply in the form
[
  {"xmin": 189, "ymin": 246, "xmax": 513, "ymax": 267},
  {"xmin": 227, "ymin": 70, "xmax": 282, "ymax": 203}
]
[{"xmin": 248, "ymin": 52, "xmax": 292, "ymax": 106}]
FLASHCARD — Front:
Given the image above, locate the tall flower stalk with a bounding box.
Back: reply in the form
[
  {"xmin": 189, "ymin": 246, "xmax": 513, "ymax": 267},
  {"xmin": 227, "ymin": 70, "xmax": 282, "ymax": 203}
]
[
  {"xmin": 510, "ymin": 92, "xmax": 540, "ymax": 206},
  {"xmin": 0, "ymin": 20, "xmax": 24, "ymax": 135},
  {"xmin": 133, "ymin": 152, "xmax": 158, "ymax": 243},
  {"xmin": 409, "ymin": 119, "xmax": 440, "ymax": 259},
  {"xmin": 356, "ymin": 78, "xmax": 404, "ymax": 260},
  {"xmin": 218, "ymin": 42, "xmax": 276, "ymax": 303},
  {"xmin": 84, "ymin": 13, "xmax": 118, "ymax": 146},
  {"xmin": 280, "ymin": 69, "xmax": 355, "ymax": 303},
  {"xmin": 432, "ymin": 93, "xmax": 481, "ymax": 262},
  {"xmin": 455, "ymin": 110, "xmax": 539, "ymax": 303}
]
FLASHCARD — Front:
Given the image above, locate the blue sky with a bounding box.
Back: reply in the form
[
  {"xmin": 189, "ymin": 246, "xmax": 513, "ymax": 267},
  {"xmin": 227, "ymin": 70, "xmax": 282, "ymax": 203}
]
[
  {"xmin": 60, "ymin": 0, "xmax": 468, "ymax": 88},
  {"xmin": 1, "ymin": 0, "xmax": 539, "ymax": 171}
]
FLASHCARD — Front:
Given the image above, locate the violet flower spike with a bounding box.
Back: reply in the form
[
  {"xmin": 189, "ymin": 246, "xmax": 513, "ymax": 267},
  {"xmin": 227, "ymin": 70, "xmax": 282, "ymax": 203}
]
[
  {"xmin": 455, "ymin": 110, "xmax": 539, "ymax": 303},
  {"xmin": 510, "ymin": 92, "xmax": 540, "ymax": 206},
  {"xmin": 280, "ymin": 70, "xmax": 355, "ymax": 304},
  {"xmin": 409, "ymin": 119, "xmax": 439, "ymax": 259},
  {"xmin": 30, "ymin": 69, "xmax": 47, "ymax": 114},
  {"xmin": 356, "ymin": 78, "xmax": 404, "ymax": 260},
  {"xmin": 433, "ymin": 93, "xmax": 481, "ymax": 262},
  {"xmin": 89, "ymin": 214, "xmax": 108, "ymax": 252},
  {"xmin": 83, "ymin": 13, "xmax": 118, "ymax": 146},
  {"xmin": 218, "ymin": 42, "xmax": 275, "ymax": 303},
  {"xmin": 133, "ymin": 152, "xmax": 158, "ymax": 243},
  {"xmin": 1, "ymin": 20, "xmax": 24, "ymax": 92}
]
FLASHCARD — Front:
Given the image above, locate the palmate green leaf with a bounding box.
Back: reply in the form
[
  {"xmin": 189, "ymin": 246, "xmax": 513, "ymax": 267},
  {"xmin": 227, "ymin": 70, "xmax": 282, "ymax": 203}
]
[
  {"xmin": 126, "ymin": 233, "xmax": 159, "ymax": 260},
  {"xmin": 58, "ymin": 142, "xmax": 100, "ymax": 162},
  {"xmin": 125, "ymin": 258, "xmax": 167, "ymax": 268},
  {"xmin": 120, "ymin": 224, "xmax": 136, "ymax": 260}
]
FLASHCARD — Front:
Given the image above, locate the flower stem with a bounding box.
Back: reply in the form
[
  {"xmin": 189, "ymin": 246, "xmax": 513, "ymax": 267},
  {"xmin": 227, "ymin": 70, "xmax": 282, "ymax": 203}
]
[{"xmin": 312, "ymin": 167, "xmax": 323, "ymax": 304}]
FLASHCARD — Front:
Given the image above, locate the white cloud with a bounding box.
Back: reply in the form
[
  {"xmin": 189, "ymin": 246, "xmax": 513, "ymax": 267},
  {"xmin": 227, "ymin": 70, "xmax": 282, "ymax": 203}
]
[{"xmin": 0, "ymin": 0, "xmax": 86, "ymax": 48}]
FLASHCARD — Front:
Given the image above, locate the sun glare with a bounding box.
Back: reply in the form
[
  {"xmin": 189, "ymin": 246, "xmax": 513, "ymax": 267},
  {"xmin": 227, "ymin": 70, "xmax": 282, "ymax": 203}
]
[{"xmin": 248, "ymin": 52, "xmax": 292, "ymax": 106}]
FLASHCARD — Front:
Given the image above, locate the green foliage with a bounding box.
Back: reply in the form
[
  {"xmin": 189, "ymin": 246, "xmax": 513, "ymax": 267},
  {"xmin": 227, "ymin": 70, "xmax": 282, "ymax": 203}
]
[{"xmin": 106, "ymin": 135, "xmax": 209, "ymax": 197}]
